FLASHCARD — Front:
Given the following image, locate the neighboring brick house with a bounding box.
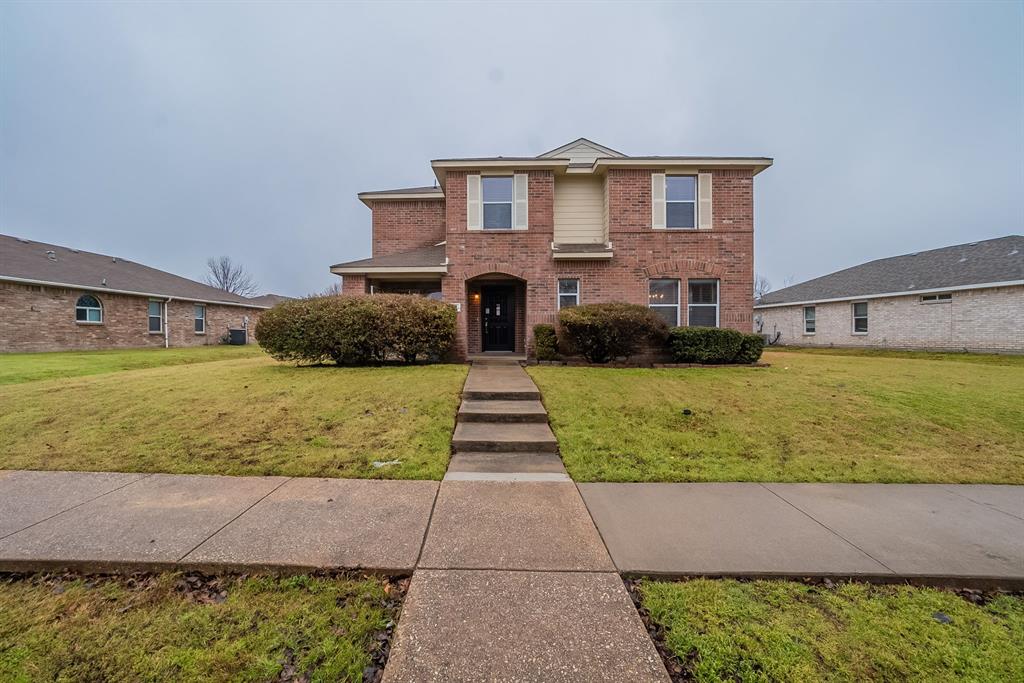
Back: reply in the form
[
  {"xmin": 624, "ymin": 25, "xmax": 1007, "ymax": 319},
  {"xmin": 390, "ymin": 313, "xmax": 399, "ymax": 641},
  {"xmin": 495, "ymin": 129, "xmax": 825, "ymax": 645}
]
[
  {"xmin": 331, "ymin": 138, "xmax": 773, "ymax": 359},
  {"xmin": 755, "ymin": 236, "xmax": 1024, "ymax": 353},
  {"xmin": 0, "ymin": 234, "xmax": 269, "ymax": 352}
]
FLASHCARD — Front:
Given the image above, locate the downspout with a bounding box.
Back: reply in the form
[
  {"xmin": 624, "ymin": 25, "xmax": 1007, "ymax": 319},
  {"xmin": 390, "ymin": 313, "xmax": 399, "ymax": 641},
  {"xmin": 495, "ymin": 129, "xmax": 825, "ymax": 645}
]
[{"xmin": 164, "ymin": 297, "xmax": 173, "ymax": 348}]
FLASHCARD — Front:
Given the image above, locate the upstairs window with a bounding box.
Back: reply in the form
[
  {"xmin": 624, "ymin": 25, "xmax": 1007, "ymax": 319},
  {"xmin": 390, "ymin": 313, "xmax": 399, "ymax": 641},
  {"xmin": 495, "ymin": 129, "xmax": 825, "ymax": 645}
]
[
  {"xmin": 921, "ymin": 293, "xmax": 952, "ymax": 303},
  {"xmin": 557, "ymin": 279, "xmax": 579, "ymax": 309},
  {"xmin": 482, "ymin": 176, "xmax": 514, "ymax": 230},
  {"xmin": 666, "ymin": 176, "xmax": 696, "ymax": 229},
  {"xmin": 688, "ymin": 280, "xmax": 719, "ymax": 327},
  {"xmin": 803, "ymin": 306, "xmax": 816, "ymax": 334},
  {"xmin": 148, "ymin": 300, "xmax": 164, "ymax": 333},
  {"xmin": 649, "ymin": 279, "xmax": 680, "ymax": 326},
  {"xmin": 852, "ymin": 302, "xmax": 868, "ymax": 334},
  {"xmin": 75, "ymin": 294, "xmax": 102, "ymax": 323},
  {"xmin": 194, "ymin": 304, "xmax": 206, "ymax": 334}
]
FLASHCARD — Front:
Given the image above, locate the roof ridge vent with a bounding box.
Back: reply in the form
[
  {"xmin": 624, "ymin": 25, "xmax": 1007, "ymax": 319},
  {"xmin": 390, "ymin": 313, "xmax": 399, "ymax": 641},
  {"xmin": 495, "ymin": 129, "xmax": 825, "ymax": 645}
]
[
  {"xmin": 46, "ymin": 250, "xmax": 57, "ymax": 261},
  {"xmin": 112, "ymin": 256, "xmax": 118, "ymax": 263}
]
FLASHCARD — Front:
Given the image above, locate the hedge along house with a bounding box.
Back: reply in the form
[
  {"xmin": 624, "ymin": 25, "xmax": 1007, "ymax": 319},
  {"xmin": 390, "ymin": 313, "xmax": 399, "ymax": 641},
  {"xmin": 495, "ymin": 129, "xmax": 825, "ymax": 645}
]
[
  {"xmin": 330, "ymin": 138, "xmax": 772, "ymax": 359},
  {"xmin": 754, "ymin": 235, "xmax": 1024, "ymax": 353},
  {"xmin": 0, "ymin": 234, "xmax": 269, "ymax": 353}
]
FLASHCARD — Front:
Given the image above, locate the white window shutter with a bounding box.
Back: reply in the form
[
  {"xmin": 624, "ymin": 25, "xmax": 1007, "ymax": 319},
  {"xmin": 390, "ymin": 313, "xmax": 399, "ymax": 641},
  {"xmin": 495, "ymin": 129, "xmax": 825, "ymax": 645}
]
[
  {"xmin": 513, "ymin": 173, "xmax": 529, "ymax": 230},
  {"xmin": 698, "ymin": 172, "xmax": 713, "ymax": 229},
  {"xmin": 466, "ymin": 174, "xmax": 482, "ymax": 230},
  {"xmin": 651, "ymin": 173, "xmax": 666, "ymax": 229}
]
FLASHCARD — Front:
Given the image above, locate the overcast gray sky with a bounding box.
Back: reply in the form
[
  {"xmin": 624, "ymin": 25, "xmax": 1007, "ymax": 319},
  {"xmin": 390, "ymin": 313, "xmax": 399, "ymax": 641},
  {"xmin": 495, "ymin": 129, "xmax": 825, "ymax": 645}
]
[{"xmin": 2, "ymin": 0, "xmax": 1021, "ymax": 296}]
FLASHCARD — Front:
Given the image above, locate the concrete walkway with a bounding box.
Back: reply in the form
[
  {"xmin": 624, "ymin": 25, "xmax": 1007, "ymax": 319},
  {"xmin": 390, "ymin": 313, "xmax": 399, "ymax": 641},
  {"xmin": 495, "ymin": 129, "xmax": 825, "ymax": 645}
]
[{"xmin": 1, "ymin": 358, "xmax": 1022, "ymax": 680}]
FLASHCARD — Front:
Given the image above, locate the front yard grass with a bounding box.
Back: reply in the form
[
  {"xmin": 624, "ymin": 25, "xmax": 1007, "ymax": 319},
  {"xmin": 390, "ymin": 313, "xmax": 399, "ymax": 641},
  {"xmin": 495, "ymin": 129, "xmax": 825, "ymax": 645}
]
[
  {"xmin": 0, "ymin": 345, "xmax": 264, "ymax": 385},
  {"xmin": 639, "ymin": 579, "xmax": 1024, "ymax": 682},
  {"xmin": 0, "ymin": 572, "xmax": 397, "ymax": 682},
  {"xmin": 528, "ymin": 349, "xmax": 1024, "ymax": 483},
  {"xmin": 0, "ymin": 353, "xmax": 467, "ymax": 479}
]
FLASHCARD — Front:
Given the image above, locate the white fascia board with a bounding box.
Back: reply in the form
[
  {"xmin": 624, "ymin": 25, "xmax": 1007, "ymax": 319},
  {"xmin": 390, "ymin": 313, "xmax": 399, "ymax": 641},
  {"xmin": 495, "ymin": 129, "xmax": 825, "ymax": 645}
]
[
  {"xmin": 0, "ymin": 275, "xmax": 270, "ymax": 309},
  {"xmin": 594, "ymin": 157, "xmax": 774, "ymax": 175},
  {"xmin": 329, "ymin": 266, "xmax": 448, "ymax": 275},
  {"xmin": 753, "ymin": 280, "xmax": 1024, "ymax": 309}
]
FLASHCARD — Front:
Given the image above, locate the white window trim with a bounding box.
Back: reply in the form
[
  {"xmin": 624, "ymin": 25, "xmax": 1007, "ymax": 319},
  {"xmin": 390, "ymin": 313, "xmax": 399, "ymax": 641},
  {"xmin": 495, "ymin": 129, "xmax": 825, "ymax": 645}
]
[
  {"xmin": 665, "ymin": 174, "xmax": 698, "ymax": 230},
  {"xmin": 687, "ymin": 279, "xmax": 720, "ymax": 328},
  {"xmin": 920, "ymin": 293, "xmax": 952, "ymax": 304},
  {"xmin": 851, "ymin": 301, "xmax": 868, "ymax": 335},
  {"xmin": 803, "ymin": 305, "xmax": 816, "ymax": 335},
  {"xmin": 557, "ymin": 278, "xmax": 580, "ymax": 310},
  {"xmin": 482, "ymin": 175, "xmax": 514, "ymax": 231},
  {"xmin": 75, "ymin": 295, "xmax": 103, "ymax": 325},
  {"xmin": 148, "ymin": 299, "xmax": 165, "ymax": 334},
  {"xmin": 194, "ymin": 304, "xmax": 206, "ymax": 335},
  {"xmin": 649, "ymin": 279, "xmax": 680, "ymax": 326}
]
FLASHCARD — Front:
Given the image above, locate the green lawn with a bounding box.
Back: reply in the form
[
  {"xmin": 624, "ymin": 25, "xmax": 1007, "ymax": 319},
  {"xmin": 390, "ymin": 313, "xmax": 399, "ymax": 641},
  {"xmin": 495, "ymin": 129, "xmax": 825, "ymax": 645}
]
[
  {"xmin": 0, "ymin": 572, "xmax": 397, "ymax": 682},
  {"xmin": 640, "ymin": 579, "xmax": 1024, "ymax": 682},
  {"xmin": 0, "ymin": 345, "xmax": 265, "ymax": 385},
  {"xmin": 528, "ymin": 349, "xmax": 1024, "ymax": 483},
  {"xmin": 0, "ymin": 351, "xmax": 467, "ymax": 480}
]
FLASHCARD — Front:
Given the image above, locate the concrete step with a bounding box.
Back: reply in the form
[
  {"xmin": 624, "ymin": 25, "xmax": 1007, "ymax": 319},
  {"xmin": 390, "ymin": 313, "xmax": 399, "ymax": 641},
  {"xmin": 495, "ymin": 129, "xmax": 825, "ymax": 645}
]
[
  {"xmin": 463, "ymin": 389, "xmax": 541, "ymax": 401},
  {"xmin": 458, "ymin": 400, "xmax": 547, "ymax": 423},
  {"xmin": 452, "ymin": 422, "xmax": 557, "ymax": 453},
  {"xmin": 448, "ymin": 451, "xmax": 567, "ymax": 474},
  {"xmin": 462, "ymin": 366, "xmax": 540, "ymax": 401}
]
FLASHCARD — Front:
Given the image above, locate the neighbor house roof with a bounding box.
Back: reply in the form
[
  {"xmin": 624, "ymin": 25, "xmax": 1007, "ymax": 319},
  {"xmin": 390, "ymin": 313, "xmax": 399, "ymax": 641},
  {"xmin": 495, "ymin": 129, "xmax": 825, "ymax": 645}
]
[
  {"xmin": 0, "ymin": 234, "xmax": 268, "ymax": 308},
  {"xmin": 247, "ymin": 293, "xmax": 293, "ymax": 307},
  {"xmin": 755, "ymin": 235, "xmax": 1024, "ymax": 308},
  {"xmin": 330, "ymin": 243, "xmax": 447, "ymax": 274}
]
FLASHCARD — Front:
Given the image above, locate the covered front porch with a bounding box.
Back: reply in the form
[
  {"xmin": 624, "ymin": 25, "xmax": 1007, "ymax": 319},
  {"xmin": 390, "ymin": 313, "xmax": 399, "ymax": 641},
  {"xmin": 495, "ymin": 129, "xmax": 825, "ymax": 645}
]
[{"xmin": 465, "ymin": 274, "xmax": 527, "ymax": 356}]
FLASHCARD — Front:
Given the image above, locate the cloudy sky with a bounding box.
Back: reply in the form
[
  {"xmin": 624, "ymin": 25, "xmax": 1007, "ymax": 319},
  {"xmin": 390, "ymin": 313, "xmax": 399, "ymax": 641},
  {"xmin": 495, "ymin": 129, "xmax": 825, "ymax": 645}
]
[{"xmin": 2, "ymin": 1, "xmax": 1021, "ymax": 296}]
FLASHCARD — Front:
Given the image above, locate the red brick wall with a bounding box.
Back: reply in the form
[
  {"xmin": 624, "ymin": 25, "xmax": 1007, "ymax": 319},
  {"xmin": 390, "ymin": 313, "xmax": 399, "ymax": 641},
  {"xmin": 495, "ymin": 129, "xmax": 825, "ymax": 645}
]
[
  {"xmin": 441, "ymin": 168, "xmax": 755, "ymax": 358},
  {"xmin": 371, "ymin": 199, "xmax": 446, "ymax": 257},
  {"xmin": 0, "ymin": 281, "xmax": 261, "ymax": 352},
  {"xmin": 340, "ymin": 274, "xmax": 367, "ymax": 295}
]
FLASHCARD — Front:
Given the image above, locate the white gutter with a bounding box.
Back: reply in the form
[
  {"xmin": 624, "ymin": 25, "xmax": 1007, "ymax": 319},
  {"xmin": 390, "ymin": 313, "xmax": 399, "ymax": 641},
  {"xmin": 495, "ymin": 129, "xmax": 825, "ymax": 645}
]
[
  {"xmin": 753, "ymin": 279, "xmax": 1024, "ymax": 309},
  {"xmin": 329, "ymin": 266, "xmax": 448, "ymax": 274},
  {"xmin": 163, "ymin": 297, "xmax": 172, "ymax": 348},
  {"xmin": 0, "ymin": 275, "xmax": 269, "ymax": 309}
]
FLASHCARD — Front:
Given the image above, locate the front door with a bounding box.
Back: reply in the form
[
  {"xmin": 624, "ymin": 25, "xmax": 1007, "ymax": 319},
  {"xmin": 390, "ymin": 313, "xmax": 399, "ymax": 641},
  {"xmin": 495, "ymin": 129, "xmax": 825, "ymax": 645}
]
[{"xmin": 481, "ymin": 286, "xmax": 515, "ymax": 351}]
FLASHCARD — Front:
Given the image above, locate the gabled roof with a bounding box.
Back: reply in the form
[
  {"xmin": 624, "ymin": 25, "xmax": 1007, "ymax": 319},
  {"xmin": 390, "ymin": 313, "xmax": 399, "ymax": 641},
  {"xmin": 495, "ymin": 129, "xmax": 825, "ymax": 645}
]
[
  {"xmin": 330, "ymin": 244, "xmax": 447, "ymax": 273},
  {"xmin": 0, "ymin": 233, "xmax": 267, "ymax": 308},
  {"xmin": 247, "ymin": 293, "xmax": 293, "ymax": 307},
  {"xmin": 756, "ymin": 235, "xmax": 1024, "ymax": 308},
  {"xmin": 537, "ymin": 137, "xmax": 626, "ymax": 159}
]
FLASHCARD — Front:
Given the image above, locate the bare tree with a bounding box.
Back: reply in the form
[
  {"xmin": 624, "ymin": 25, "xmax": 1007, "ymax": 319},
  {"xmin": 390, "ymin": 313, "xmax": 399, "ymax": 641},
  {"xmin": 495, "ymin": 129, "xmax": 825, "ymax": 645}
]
[
  {"xmin": 204, "ymin": 256, "xmax": 259, "ymax": 297},
  {"xmin": 318, "ymin": 281, "xmax": 342, "ymax": 297},
  {"xmin": 753, "ymin": 273, "xmax": 772, "ymax": 302}
]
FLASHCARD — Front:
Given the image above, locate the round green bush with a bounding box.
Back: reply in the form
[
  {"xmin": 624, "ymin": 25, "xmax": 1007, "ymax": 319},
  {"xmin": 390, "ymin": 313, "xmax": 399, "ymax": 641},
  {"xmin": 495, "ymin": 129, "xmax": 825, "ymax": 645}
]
[
  {"xmin": 558, "ymin": 303, "xmax": 668, "ymax": 364},
  {"xmin": 533, "ymin": 323, "xmax": 559, "ymax": 361},
  {"xmin": 254, "ymin": 294, "xmax": 456, "ymax": 365}
]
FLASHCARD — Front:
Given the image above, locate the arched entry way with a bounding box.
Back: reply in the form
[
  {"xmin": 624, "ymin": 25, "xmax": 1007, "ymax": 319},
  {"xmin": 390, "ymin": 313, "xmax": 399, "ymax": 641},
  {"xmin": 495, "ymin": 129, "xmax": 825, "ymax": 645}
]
[{"xmin": 465, "ymin": 272, "xmax": 527, "ymax": 355}]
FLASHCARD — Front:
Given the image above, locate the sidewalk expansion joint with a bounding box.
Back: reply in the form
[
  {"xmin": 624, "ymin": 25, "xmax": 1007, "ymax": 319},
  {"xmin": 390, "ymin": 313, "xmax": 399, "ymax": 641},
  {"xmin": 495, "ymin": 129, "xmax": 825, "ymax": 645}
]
[
  {"xmin": 413, "ymin": 481, "xmax": 442, "ymax": 568},
  {"xmin": 759, "ymin": 483, "xmax": 897, "ymax": 575},
  {"xmin": 177, "ymin": 477, "xmax": 294, "ymax": 562},
  {"xmin": 0, "ymin": 472, "xmax": 155, "ymax": 542},
  {"xmin": 940, "ymin": 485, "xmax": 1024, "ymax": 522}
]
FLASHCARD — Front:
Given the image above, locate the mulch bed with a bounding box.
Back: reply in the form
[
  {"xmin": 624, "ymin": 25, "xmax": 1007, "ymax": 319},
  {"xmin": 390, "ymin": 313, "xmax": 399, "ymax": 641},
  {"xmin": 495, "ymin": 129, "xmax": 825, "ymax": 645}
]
[{"xmin": 0, "ymin": 569, "xmax": 409, "ymax": 683}]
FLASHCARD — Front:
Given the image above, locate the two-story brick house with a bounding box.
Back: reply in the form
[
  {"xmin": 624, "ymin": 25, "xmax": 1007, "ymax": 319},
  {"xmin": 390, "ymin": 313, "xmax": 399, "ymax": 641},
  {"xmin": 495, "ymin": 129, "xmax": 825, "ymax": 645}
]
[{"xmin": 331, "ymin": 138, "xmax": 772, "ymax": 359}]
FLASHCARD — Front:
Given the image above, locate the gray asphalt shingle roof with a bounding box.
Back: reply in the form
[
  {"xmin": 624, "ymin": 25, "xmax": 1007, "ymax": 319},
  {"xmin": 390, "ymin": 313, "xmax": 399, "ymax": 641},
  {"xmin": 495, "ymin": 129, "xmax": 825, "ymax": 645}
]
[
  {"xmin": 0, "ymin": 234, "xmax": 266, "ymax": 307},
  {"xmin": 757, "ymin": 235, "xmax": 1024, "ymax": 307},
  {"xmin": 331, "ymin": 243, "xmax": 446, "ymax": 270}
]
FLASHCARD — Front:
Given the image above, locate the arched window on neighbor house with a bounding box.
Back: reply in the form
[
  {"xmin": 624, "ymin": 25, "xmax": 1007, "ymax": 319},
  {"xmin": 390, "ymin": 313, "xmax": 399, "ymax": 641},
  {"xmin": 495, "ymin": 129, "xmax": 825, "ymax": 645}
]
[{"xmin": 75, "ymin": 294, "xmax": 103, "ymax": 323}]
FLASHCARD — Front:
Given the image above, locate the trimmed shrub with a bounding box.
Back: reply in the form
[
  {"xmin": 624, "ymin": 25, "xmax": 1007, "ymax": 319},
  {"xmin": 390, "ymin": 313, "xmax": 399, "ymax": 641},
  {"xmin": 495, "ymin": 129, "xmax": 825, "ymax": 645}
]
[
  {"xmin": 668, "ymin": 327, "xmax": 745, "ymax": 364},
  {"xmin": 254, "ymin": 294, "xmax": 456, "ymax": 365},
  {"xmin": 558, "ymin": 303, "xmax": 668, "ymax": 364},
  {"xmin": 735, "ymin": 333, "xmax": 765, "ymax": 364},
  {"xmin": 533, "ymin": 324, "xmax": 559, "ymax": 361}
]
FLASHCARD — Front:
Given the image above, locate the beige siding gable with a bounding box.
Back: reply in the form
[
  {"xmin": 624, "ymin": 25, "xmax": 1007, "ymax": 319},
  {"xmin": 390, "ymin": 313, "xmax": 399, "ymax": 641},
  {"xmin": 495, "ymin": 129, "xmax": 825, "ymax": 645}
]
[{"xmin": 554, "ymin": 176, "xmax": 605, "ymax": 244}]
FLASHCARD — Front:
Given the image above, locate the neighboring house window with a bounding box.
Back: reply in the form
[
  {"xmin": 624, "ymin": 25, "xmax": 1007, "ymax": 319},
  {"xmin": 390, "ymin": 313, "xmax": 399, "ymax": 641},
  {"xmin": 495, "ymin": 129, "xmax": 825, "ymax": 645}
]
[
  {"xmin": 482, "ymin": 176, "xmax": 513, "ymax": 230},
  {"xmin": 75, "ymin": 294, "xmax": 102, "ymax": 323},
  {"xmin": 852, "ymin": 301, "xmax": 868, "ymax": 334},
  {"xmin": 666, "ymin": 176, "xmax": 696, "ymax": 229},
  {"xmin": 194, "ymin": 304, "xmax": 206, "ymax": 334},
  {"xmin": 557, "ymin": 279, "xmax": 579, "ymax": 309},
  {"xmin": 688, "ymin": 280, "xmax": 719, "ymax": 328},
  {"xmin": 148, "ymin": 300, "xmax": 164, "ymax": 333},
  {"xmin": 803, "ymin": 306, "xmax": 816, "ymax": 334},
  {"xmin": 921, "ymin": 293, "xmax": 952, "ymax": 303},
  {"xmin": 649, "ymin": 279, "xmax": 680, "ymax": 326}
]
